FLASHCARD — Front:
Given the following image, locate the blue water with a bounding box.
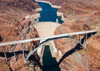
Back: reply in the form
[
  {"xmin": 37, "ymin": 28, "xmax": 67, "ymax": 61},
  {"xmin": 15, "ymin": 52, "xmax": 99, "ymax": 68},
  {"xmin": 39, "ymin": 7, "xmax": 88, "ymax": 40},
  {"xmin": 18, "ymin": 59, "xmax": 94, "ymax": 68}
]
[
  {"xmin": 37, "ymin": 2, "xmax": 61, "ymax": 71},
  {"xmin": 37, "ymin": 2, "xmax": 63, "ymax": 24},
  {"xmin": 43, "ymin": 45, "xmax": 60, "ymax": 71}
]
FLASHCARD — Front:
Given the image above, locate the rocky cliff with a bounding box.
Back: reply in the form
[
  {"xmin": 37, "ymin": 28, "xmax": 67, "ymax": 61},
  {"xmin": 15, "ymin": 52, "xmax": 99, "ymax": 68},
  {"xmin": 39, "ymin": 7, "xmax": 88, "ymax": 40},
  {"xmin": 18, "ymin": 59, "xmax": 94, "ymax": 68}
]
[
  {"xmin": 36, "ymin": 0, "xmax": 66, "ymax": 6},
  {"xmin": 53, "ymin": 0, "xmax": 100, "ymax": 71},
  {"xmin": 0, "ymin": 0, "xmax": 41, "ymax": 71},
  {"xmin": 54, "ymin": 22, "xmax": 100, "ymax": 71},
  {"xmin": 43, "ymin": 0, "xmax": 66, "ymax": 6},
  {"xmin": 0, "ymin": 0, "xmax": 40, "ymax": 43},
  {"xmin": 59, "ymin": 0, "xmax": 100, "ymax": 21}
]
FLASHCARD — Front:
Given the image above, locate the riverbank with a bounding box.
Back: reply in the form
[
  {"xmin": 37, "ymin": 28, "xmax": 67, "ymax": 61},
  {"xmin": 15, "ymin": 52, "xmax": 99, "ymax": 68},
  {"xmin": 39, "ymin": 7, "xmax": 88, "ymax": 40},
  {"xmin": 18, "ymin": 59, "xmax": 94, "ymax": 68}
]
[
  {"xmin": 35, "ymin": 7, "xmax": 42, "ymax": 12},
  {"xmin": 37, "ymin": 2, "xmax": 64, "ymax": 23},
  {"xmin": 35, "ymin": 0, "xmax": 66, "ymax": 23},
  {"xmin": 57, "ymin": 11, "xmax": 66, "ymax": 22},
  {"xmin": 25, "ymin": 13, "xmax": 40, "ymax": 19},
  {"xmin": 36, "ymin": 0, "xmax": 61, "ymax": 9}
]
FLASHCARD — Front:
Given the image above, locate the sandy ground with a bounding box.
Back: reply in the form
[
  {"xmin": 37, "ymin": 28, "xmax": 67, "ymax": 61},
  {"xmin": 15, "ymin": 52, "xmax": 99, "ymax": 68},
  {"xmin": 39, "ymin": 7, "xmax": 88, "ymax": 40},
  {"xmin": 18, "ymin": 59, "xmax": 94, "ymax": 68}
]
[{"xmin": 34, "ymin": 22, "xmax": 61, "ymax": 37}]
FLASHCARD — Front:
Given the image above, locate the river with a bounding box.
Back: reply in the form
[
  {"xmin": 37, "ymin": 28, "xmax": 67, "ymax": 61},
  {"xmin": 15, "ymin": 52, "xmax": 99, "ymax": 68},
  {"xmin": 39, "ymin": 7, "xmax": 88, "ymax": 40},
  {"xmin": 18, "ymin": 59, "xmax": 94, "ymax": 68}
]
[
  {"xmin": 37, "ymin": 2, "xmax": 61, "ymax": 71},
  {"xmin": 37, "ymin": 2, "xmax": 63, "ymax": 24}
]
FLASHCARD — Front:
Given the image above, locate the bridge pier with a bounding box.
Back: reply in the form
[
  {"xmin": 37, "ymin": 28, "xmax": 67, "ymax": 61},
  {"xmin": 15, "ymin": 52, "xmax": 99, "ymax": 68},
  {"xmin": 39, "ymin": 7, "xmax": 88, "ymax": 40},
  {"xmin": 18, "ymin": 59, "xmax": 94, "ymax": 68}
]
[
  {"xmin": 83, "ymin": 34, "xmax": 87, "ymax": 48},
  {"xmin": 13, "ymin": 49, "xmax": 17, "ymax": 63},
  {"xmin": 37, "ymin": 39, "xmax": 45, "ymax": 57},
  {"xmin": 3, "ymin": 47, "xmax": 7, "ymax": 62},
  {"xmin": 79, "ymin": 34, "xmax": 81, "ymax": 43},
  {"xmin": 0, "ymin": 30, "xmax": 97, "ymax": 62}
]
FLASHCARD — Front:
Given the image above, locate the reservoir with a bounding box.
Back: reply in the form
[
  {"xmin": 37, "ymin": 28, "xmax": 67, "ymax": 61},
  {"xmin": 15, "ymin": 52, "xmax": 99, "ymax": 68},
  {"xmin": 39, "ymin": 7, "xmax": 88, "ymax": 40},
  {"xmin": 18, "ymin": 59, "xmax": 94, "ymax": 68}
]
[{"xmin": 37, "ymin": 2, "xmax": 63, "ymax": 24}]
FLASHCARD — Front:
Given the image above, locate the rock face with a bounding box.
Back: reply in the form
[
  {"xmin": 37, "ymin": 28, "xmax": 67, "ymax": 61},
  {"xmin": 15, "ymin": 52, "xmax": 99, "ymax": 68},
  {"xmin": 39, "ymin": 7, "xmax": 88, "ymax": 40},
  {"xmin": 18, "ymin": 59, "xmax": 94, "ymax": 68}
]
[
  {"xmin": 0, "ymin": 0, "xmax": 40, "ymax": 12},
  {"xmin": 59, "ymin": 0, "xmax": 100, "ymax": 22},
  {"xmin": 0, "ymin": 0, "xmax": 41, "ymax": 71},
  {"xmin": 38, "ymin": 0, "xmax": 66, "ymax": 6},
  {"xmin": 10, "ymin": 26, "xmax": 40, "ymax": 71},
  {"xmin": 0, "ymin": 0, "xmax": 40, "ymax": 43},
  {"xmin": 53, "ymin": 0, "xmax": 100, "ymax": 71},
  {"xmin": 54, "ymin": 24, "xmax": 100, "ymax": 71},
  {"xmin": 43, "ymin": 0, "xmax": 66, "ymax": 6},
  {"xmin": 0, "ymin": 58, "xmax": 10, "ymax": 71}
]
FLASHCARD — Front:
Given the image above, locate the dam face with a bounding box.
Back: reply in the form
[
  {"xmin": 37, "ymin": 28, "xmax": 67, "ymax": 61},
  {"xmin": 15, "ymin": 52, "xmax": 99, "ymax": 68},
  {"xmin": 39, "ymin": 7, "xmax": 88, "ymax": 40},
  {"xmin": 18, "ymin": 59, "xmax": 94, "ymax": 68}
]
[{"xmin": 33, "ymin": 22, "xmax": 60, "ymax": 57}]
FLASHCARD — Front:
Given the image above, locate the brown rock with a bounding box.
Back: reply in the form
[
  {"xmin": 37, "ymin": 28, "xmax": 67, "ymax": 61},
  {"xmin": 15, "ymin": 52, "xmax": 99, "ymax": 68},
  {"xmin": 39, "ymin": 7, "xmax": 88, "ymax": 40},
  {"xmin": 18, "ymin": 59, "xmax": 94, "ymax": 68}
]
[
  {"xmin": 10, "ymin": 26, "xmax": 39, "ymax": 71},
  {"xmin": 0, "ymin": 0, "xmax": 41, "ymax": 70},
  {"xmin": 0, "ymin": 58, "xmax": 10, "ymax": 71},
  {"xmin": 44, "ymin": 0, "xmax": 66, "ymax": 6},
  {"xmin": 21, "ymin": 19, "xmax": 31, "ymax": 29}
]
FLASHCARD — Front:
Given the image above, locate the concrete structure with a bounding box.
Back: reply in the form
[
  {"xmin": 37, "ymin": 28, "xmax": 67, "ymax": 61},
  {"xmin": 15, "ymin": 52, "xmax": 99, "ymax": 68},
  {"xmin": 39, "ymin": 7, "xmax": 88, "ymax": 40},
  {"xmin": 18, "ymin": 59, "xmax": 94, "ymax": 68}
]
[
  {"xmin": 0, "ymin": 29, "xmax": 98, "ymax": 62},
  {"xmin": 33, "ymin": 22, "xmax": 60, "ymax": 57}
]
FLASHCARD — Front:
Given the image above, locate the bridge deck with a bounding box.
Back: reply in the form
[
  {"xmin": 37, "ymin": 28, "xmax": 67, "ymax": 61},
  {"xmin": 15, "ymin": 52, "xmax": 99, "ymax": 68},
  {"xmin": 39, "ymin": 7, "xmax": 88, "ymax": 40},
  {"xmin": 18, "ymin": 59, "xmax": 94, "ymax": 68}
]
[{"xmin": 0, "ymin": 30, "xmax": 97, "ymax": 47}]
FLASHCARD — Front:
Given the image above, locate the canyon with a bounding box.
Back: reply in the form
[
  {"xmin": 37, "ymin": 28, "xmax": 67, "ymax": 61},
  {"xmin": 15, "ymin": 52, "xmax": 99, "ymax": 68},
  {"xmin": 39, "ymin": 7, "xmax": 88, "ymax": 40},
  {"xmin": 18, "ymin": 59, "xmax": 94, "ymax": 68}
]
[
  {"xmin": 0, "ymin": 0, "xmax": 41, "ymax": 71},
  {"xmin": 40, "ymin": 0, "xmax": 100, "ymax": 71},
  {"xmin": 36, "ymin": 0, "xmax": 100, "ymax": 71},
  {"xmin": 0, "ymin": 0, "xmax": 100, "ymax": 71}
]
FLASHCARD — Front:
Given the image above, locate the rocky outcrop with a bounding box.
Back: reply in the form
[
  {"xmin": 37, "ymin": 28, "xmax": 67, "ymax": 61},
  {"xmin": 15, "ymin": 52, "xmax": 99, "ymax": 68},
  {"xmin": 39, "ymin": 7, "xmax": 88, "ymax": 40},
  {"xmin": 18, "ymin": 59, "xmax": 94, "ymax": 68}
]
[
  {"xmin": 0, "ymin": 57, "xmax": 10, "ymax": 71},
  {"xmin": 0, "ymin": 0, "xmax": 41, "ymax": 71},
  {"xmin": 54, "ymin": 22, "xmax": 100, "ymax": 71},
  {"xmin": 58, "ymin": 0, "xmax": 100, "ymax": 22},
  {"xmin": 10, "ymin": 26, "xmax": 40, "ymax": 71},
  {"xmin": 0, "ymin": 0, "xmax": 40, "ymax": 13},
  {"xmin": 39, "ymin": 0, "xmax": 66, "ymax": 6},
  {"xmin": 53, "ymin": 0, "xmax": 100, "ymax": 71},
  {"xmin": 0, "ymin": 0, "xmax": 40, "ymax": 43}
]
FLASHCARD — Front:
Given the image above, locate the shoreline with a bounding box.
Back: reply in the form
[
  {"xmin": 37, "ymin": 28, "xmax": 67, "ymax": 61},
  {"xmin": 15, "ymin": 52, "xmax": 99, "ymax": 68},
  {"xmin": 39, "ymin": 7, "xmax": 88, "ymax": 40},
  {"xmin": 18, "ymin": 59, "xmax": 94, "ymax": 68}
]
[
  {"xmin": 25, "ymin": 13, "xmax": 40, "ymax": 19},
  {"xmin": 35, "ymin": 7, "xmax": 42, "ymax": 12},
  {"xmin": 57, "ymin": 11, "xmax": 66, "ymax": 22},
  {"xmin": 36, "ymin": 0, "xmax": 61, "ymax": 9},
  {"xmin": 36, "ymin": 0, "xmax": 66, "ymax": 22}
]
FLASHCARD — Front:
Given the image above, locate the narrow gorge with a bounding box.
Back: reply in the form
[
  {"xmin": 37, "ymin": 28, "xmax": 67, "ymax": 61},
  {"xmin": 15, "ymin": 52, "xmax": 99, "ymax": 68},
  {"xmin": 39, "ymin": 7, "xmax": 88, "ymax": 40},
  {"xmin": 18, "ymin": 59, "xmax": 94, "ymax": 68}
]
[{"xmin": 0, "ymin": 0, "xmax": 100, "ymax": 71}]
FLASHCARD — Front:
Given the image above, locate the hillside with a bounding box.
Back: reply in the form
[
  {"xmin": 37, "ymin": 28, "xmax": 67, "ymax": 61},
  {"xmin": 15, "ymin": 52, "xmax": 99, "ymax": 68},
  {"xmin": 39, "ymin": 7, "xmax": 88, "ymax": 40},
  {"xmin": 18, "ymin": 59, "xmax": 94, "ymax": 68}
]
[
  {"xmin": 0, "ymin": 0, "xmax": 41, "ymax": 71},
  {"xmin": 0, "ymin": 0, "xmax": 100, "ymax": 71},
  {"xmin": 54, "ymin": 0, "xmax": 100, "ymax": 71},
  {"xmin": 39, "ymin": 0, "xmax": 100, "ymax": 71},
  {"xmin": 43, "ymin": 0, "xmax": 66, "ymax": 6},
  {"xmin": 0, "ymin": 0, "xmax": 40, "ymax": 43}
]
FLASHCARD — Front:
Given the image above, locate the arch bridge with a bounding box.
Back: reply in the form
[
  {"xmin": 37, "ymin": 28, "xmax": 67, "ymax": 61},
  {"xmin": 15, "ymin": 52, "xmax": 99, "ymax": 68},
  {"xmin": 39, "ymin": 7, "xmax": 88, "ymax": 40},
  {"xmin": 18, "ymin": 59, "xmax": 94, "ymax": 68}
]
[{"xmin": 0, "ymin": 30, "xmax": 98, "ymax": 62}]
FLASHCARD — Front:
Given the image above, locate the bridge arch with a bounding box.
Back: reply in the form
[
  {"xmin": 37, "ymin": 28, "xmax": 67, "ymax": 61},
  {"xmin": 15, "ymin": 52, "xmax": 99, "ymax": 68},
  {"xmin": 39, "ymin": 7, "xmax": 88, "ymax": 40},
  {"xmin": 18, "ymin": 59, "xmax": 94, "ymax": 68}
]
[
  {"xmin": 25, "ymin": 35, "xmax": 86, "ymax": 61},
  {"xmin": 0, "ymin": 30, "xmax": 97, "ymax": 62}
]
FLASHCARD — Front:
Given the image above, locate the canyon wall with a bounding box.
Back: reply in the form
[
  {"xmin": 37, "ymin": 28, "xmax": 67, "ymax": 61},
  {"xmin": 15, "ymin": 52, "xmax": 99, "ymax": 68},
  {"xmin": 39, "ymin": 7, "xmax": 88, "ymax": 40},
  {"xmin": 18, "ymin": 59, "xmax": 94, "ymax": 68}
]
[
  {"xmin": 43, "ymin": 0, "xmax": 66, "ymax": 6},
  {"xmin": 36, "ymin": 0, "xmax": 66, "ymax": 6},
  {"xmin": 58, "ymin": 0, "xmax": 100, "ymax": 22},
  {"xmin": 54, "ymin": 22, "xmax": 100, "ymax": 71},
  {"xmin": 0, "ymin": 0, "xmax": 41, "ymax": 71},
  {"xmin": 0, "ymin": 0, "xmax": 40, "ymax": 43},
  {"xmin": 38, "ymin": 1, "xmax": 100, "ymax": 71},
  {"xmin": 53, "ymin": 0, "xmax": 100, "ymax": 71}
]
